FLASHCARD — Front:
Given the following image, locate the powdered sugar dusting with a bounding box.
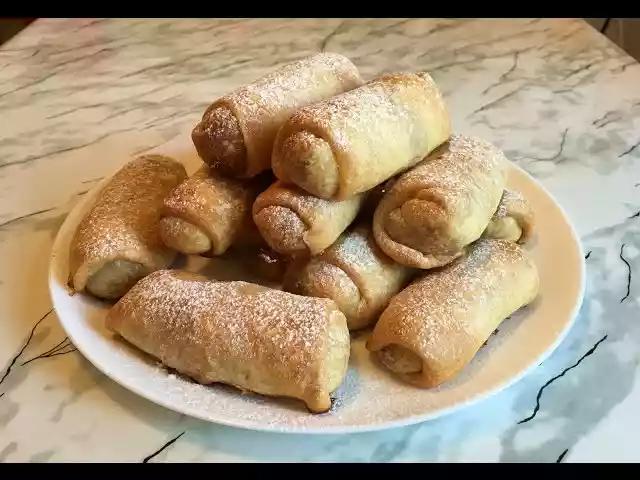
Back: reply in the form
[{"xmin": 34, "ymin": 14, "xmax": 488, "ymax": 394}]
[
  {"xmin": 255, "ymin": 181, "xmax": 337, "ymax": 217},
  {"xmin": 114, "ymin": 271, "xmax": 332, "ymax": 366},
  {"xmin": 103, "ymin": 301, "xmax": 533, "ymax": 431},
  {"xmin": 373, "ymin": 134, "xmax": 509, "ymax": 268},
  {"xmin": 69, "ymin": 155, "xmax": 186, "ymax": 281},
  {"xmin": 492, "ymin": 189, "xmax": 526, "ymax": 220},
  {"xmin": 377, "ymin": 239, "xmax": 530, "ymax": 354},
  {"xmin": 225, "ymin": 53, "xmax": 362, "ymax": 119},
  {"xmin": 56, "ymin": 150, "xmax": 567, "ymax": 432},
  {"xmin": 257, "ymin": 205, "xmax": 307, "ymax": 252},
  {"xmin": 331, "ymin": 227, "xmax": 380, "ymax": 269},
  {"xmin": 273, "ymin": 71, "xmax": 451, "ymax": 198},
  {"xmin": 198, "ymin": 53, "xmax": 362, "ymax": 176},
  {"xmin": 162, "ymin": 165, "xmax": 260, "ymax": 253},
  {"xmin": 165, "ymin": 167, "xmax": 249, "ymax": 220},
  {"xmin": 287, "ymin": 72, "xmax": 429, "ymax": 153},
  {"xmin": 108, "ymin": 270, "xmax": 349, "ymax": 413},
  {"xmin": 405, "ymin": 134, "xmax": 507, "ymax": 205},
  {"xmin": 253, "ymin": 182, "xmax": 364, "ymax": 255}
]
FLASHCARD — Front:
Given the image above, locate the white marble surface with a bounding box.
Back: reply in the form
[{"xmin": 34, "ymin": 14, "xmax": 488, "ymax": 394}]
[{"xmin": 0, "ymin": 18, "xmax": 639, "ymax": 462}]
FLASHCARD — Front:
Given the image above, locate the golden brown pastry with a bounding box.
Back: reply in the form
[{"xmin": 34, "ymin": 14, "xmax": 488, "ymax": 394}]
[
  {"xmin": 272, "ymin": 72, "xmax": 451, "ymax": 200},
  {"xmin": 367, "ymin": 239, "xmax": 539, "ymax": 388},
  {"xmin": 159, "ymin": 165, "xmax": 269, "ymax": 256},
  {"xmin": 106, "ymin": 270, "xmax": 350, "ymax": 413},
  {"xmin": 373, "ymin": 135, "xmax": 508, "ymax": 269},
  {"xmin": 252, "ymin": 181, "xmax": 365, "ymax": 256},
  {"xmin": 284, "ymin": 224, "xmax": 415, "ymax": 330},
  {"xmin": 192, "ymin": 53, "xmax": 363, "ymax": 178},
  {"xmin": 483, "ymin": 189, "xmax": 534, "ymax": 244},
  {"xmin": 69, "ymin": 155, "xmax": 187, "ymax": 300}
]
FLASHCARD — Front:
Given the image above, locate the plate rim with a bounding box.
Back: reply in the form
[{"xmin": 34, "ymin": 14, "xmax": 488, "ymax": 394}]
[{"xmin": 48, "ymin": 161, "xmax": 586, "ymax": 434}]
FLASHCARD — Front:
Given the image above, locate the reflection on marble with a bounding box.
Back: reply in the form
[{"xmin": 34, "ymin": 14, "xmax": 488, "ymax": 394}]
[{"xmin": 0, "ymin": 18, "xmax": 638, "ymax": 462}]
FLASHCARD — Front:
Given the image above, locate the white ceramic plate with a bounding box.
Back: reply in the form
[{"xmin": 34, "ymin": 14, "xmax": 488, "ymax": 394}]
[{"xmin": 49, "ymin": 136, "xmax": 585, "ymax": 434}]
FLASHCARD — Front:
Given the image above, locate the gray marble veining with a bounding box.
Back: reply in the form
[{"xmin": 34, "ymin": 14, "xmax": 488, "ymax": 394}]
[{"xmin": 0, "ymin": 18, "xmax": 638, "ymax": 462}]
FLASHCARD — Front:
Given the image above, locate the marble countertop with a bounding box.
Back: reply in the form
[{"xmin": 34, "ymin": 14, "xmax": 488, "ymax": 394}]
[{"xmin": 1, "ymin": 18, "xmax": 639, "ymax": 462}]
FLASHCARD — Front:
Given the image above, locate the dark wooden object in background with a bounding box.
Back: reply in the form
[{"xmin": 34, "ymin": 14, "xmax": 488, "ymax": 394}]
[
  {"xmin": 0, "ymin": 18, "xmax": 35, "ymax": 45},
  {"xmin": 585, "ymin": 18, "xmax": 640, "ymax": 61}
]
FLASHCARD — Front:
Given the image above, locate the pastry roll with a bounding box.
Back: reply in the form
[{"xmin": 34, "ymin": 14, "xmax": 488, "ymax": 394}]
[
  {"xmin": 69, "ymin": 155, "xmax": 187, "ymax": 300},
  {"xmin": 252, "ymin": 181, "xmax": 365, "ymax": 256},
  {"xmin": 192, "ymin": 53, "xmax": 362, "ymax": 178},
  {"xmin": 367, "ymin": 239, "xmax": 539, "ymax": 387},
  {"xmin": 373, "ymin": 135, "xmax": 508, "ymax": 269},
  {"xmin": 106, "ymin": 270, "xmax": 350, "ymax": 413},
  {"xmin": 483, "ymin": 189, "xmax": 534, "ymax": 244},
  {"xmin": 160, "ymin": 165, "xmax": 268, "ymax": 256},
  {"xmin": 272, "ymin": 72, "xmax": 451, "ymax": 199},
  {"xmin": 284, "ymin": 225, "xmax": 415, "ymax": 330}
]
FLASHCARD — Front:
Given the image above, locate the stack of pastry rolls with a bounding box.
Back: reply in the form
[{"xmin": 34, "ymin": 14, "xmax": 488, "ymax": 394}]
[
  {"xmin": 71, "ymin": 53, "xmax": 365, "ymax": 413},
  {"xmin": 96, "ymin": 53, "xmax": 369, "ymax": 413},
  {"xmin": 73, "ymin": 51, "xmax": 540, "ymax": 413},
  {"xmin": 160, "ymin": 52, "xmax": 365, "ymax": 266},
  {"xmin": 263, "ymin": 68, "xmax": 539, "ymax": 389},
  {"xmin": 366, "ymin": 138, "xmax": 539, "ymax": 388},
  {"xmin": 264, "ymin": 71, "xmax": 454, "ymax": 331}
]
